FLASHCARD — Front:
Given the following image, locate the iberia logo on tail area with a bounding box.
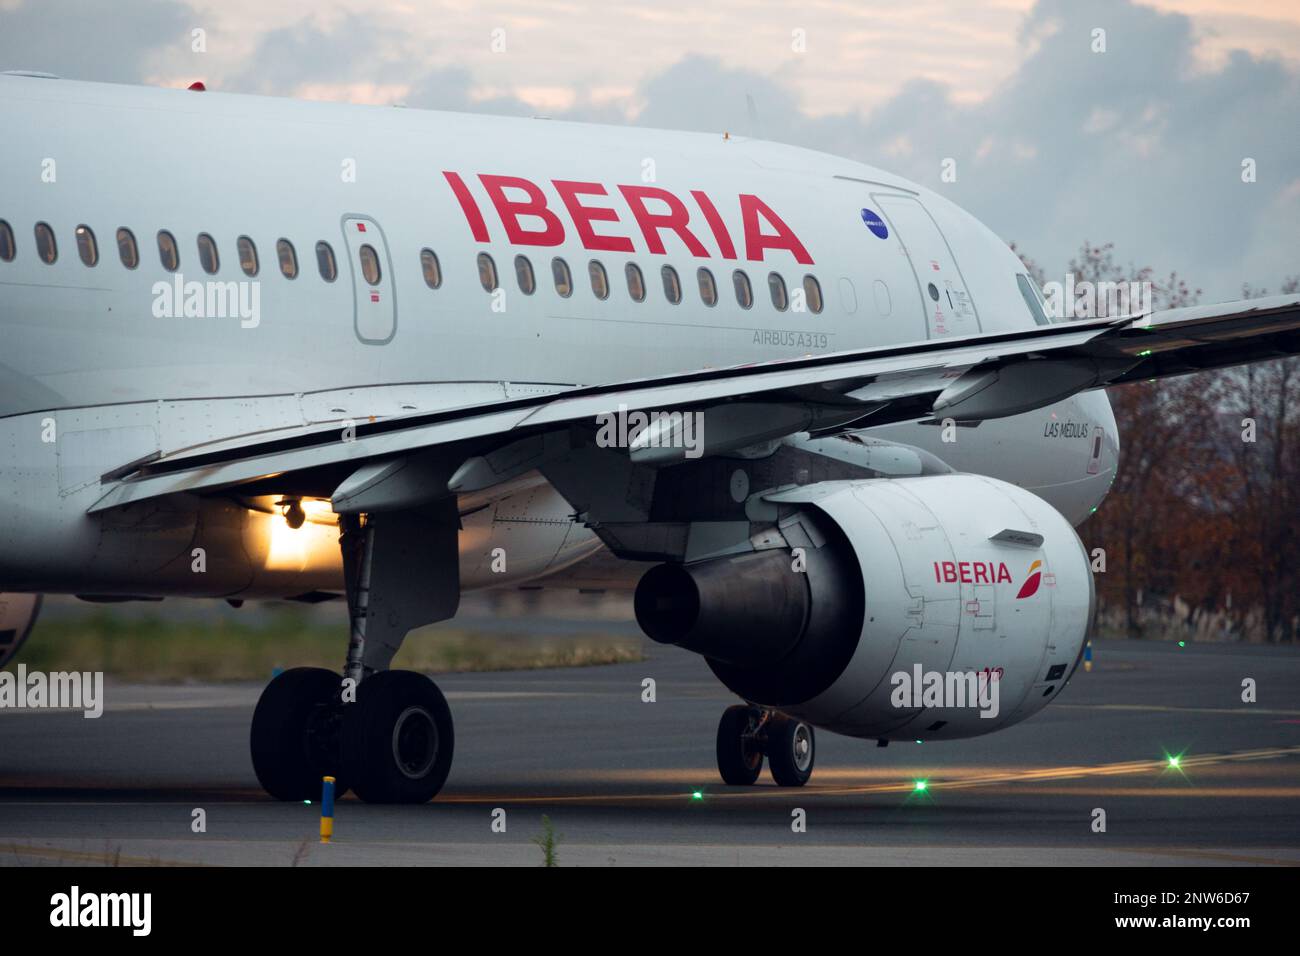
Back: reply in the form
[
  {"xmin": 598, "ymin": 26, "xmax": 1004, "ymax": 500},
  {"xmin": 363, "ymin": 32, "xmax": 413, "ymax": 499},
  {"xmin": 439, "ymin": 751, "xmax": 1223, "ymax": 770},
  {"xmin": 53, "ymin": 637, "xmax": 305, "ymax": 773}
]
[{"xmin": 1016, "ymin": 560, "xmax": 1044, "ymax": 599}]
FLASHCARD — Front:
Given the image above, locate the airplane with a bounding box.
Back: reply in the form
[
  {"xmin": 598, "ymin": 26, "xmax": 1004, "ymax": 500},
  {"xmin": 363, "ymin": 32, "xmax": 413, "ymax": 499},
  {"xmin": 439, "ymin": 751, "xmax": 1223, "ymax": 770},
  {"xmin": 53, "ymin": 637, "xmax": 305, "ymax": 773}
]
[{"xmin": 0, "ymin": 71, "xmax": 1295, "ymax": 803}]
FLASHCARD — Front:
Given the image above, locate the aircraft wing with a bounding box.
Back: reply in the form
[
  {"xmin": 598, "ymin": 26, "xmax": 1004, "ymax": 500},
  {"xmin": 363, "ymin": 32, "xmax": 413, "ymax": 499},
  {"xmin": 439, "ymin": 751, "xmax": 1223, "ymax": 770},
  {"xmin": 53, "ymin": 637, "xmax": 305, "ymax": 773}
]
[{"xmin": 88, "ymin": 293, "xmax": 1300, "ymax": 514}]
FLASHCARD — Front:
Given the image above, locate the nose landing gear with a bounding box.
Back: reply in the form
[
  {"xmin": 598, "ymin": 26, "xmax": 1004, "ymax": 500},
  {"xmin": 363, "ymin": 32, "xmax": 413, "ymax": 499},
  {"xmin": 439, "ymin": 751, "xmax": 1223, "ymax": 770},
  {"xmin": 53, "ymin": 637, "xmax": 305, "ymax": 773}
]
[{"xmin": 715, "ymin": 704, "xmax": 816, "ymax": 787}]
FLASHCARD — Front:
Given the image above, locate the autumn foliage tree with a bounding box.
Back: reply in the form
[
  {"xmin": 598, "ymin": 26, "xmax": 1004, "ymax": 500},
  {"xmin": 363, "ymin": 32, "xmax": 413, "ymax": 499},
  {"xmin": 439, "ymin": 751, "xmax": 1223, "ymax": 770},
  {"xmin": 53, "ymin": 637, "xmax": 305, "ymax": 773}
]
[
  {"xmin": 1016, "ymin": 242, "xmax": 1297, "ymax": 643},
  {"xmin": 1181, "ymin": 279, "xmax": 1299, "ymax": 643}
]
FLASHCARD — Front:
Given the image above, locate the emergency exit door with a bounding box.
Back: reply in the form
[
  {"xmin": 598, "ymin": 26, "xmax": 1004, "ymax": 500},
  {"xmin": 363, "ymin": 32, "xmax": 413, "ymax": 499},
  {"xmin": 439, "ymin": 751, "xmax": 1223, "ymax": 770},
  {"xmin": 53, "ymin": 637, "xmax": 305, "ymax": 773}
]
[
  {"xmin": 873, "ymin": 195, "xmax": 980, "ymax": 339},
  {"xmin": 343, "ymin": 215, "xmax": 396, "ymax": 344}
]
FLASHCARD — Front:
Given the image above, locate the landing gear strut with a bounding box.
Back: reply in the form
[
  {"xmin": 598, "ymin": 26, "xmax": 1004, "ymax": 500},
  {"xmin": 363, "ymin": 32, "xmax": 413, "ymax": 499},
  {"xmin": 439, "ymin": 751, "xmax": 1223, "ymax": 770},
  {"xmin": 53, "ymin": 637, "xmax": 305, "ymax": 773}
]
[
  {"xmin": 715, "ymin": 704, "xmax": 816, "ymax": 787},
  {"xmin": 249, "ymin": 501, "xmax": 462, "ymax": 805}
]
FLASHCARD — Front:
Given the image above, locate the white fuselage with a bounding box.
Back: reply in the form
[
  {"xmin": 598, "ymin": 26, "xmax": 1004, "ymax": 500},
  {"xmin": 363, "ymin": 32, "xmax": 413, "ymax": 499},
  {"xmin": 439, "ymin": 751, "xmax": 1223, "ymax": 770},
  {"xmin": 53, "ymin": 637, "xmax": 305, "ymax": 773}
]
[{"xmin": 0, "ymin": 75, "xmax": 1118, "ymax": 598}]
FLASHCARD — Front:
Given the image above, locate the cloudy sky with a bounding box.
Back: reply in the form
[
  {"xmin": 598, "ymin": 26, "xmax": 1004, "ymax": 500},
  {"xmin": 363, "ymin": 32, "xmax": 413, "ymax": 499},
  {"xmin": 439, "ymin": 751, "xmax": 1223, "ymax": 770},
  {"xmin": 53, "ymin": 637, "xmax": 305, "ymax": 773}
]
[{"xmin": 3, "ymin": 0, "xmax": 1296, "ymax": 300}]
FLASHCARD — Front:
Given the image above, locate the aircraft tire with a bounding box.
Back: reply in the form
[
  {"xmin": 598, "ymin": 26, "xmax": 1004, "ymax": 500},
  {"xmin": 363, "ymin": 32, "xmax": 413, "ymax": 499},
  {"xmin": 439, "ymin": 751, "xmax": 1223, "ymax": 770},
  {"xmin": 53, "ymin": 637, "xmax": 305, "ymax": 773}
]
[
  {"xmin": 767, "ymin": 714, "xmax": 815, "ymax": 787},
  {"xmin": 341, "ymin": 670, "xmax": 454, "ymax": 804},
  {"xmin": 250, "ymin": 666, "xmax": 346, "ymax": 801},
  {"xmin": 716, "ymin": 704, "xmax": 764, "ymax": 785}
]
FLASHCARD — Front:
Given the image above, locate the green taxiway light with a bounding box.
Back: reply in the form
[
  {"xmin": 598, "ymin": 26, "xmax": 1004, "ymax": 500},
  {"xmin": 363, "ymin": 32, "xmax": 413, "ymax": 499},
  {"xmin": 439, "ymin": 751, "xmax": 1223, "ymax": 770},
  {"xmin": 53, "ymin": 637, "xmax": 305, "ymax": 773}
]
[
  {"xmin": 1178, "ymin": 641, "xmax": 1186, "ymax": 647},
  {"xmin": 691, "ymin": 790, "xmax": 703, "ymax": 800},
  {"xmin": 1167, "ymin": 755, "xmax": 1181, "ymax": 769},
  {"xmin": 914, "ymin": 779, "xmax": 928, "ymax": 792}
]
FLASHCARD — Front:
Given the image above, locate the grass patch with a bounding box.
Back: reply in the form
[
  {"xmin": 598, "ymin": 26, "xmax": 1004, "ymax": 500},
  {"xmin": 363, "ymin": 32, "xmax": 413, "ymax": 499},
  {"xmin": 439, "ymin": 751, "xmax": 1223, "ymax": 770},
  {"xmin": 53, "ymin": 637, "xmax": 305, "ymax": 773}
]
[
  {"xmin": 532, "ymin": 815, "xmax": 561, "ymax": 867},
  {"xmin": 14, "ymin": 607, "xmax": 644, "ymax": 681}
]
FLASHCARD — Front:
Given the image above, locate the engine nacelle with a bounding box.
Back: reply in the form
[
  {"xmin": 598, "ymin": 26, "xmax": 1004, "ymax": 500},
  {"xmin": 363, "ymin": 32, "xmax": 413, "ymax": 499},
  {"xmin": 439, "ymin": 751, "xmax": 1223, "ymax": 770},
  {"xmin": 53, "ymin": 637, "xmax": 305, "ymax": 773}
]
[
  {"xmin": 0, "ymin": 593, "xmax": 42, "ymax": 667},
  {"xmin": 635, "ymin": 476, "xmax": 1093, "ymax": 740}
]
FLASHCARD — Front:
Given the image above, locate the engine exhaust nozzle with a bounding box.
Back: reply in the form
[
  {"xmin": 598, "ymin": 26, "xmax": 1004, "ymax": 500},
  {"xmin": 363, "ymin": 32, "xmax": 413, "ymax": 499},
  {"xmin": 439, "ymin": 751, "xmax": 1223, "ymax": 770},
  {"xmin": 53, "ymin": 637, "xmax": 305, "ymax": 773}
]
[{"xmin": 633, "ymin": 550, "xmax": 810, "ymax": 667}]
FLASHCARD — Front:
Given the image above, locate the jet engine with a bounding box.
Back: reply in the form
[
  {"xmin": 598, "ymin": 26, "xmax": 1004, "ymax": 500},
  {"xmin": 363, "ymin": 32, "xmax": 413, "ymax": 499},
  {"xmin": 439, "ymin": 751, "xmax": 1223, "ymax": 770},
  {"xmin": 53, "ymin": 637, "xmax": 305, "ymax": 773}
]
[
  {"xmin": 635, "ymin": 475, "xmax": 1093, "ymax": 740},
  {"xmin": 0, "ymin": 593, "xmax": 42, "ymax": 667}
]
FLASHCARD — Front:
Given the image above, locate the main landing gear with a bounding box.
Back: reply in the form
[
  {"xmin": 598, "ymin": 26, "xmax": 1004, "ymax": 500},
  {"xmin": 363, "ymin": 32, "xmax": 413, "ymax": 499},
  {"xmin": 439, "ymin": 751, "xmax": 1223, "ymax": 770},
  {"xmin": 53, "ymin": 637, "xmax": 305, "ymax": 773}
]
[
  {"xmin": 715, "ymin": 704, "xmax": 816, "ymax": 787},
  {"xmin": 250, "ymin": 666, "xmax": 454, "ymax": 803},
  {"xmin": 250, "ymin": 504, "xmax": 462, "ymax": 805}
]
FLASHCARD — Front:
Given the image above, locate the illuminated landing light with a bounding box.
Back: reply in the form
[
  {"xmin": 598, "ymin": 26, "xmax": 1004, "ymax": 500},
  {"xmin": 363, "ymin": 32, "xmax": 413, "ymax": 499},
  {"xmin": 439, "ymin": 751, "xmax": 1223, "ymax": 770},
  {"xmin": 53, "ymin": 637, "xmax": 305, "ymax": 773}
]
[{"xmin": 278, "ymin": 497, "xmax": 306, "ymax": 529}]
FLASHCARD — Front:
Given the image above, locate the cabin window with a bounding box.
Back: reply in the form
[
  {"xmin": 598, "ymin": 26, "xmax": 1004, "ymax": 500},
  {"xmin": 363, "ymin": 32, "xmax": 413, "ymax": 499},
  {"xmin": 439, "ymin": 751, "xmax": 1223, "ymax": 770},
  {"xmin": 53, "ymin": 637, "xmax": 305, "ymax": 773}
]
[
  {"xmin": 197, "ymin": 233, "xmax": 220, "ymax": 275},
  {"xmin": 277, "ymin": 239, "xmax": 298, "ymax": 279},
  {"xmin": 238, "ymin": 236, "xmax": 259, "ymax": 276},
  {"xmin": 0, "ymin": 220, "xmax": 14, "ymax": 262},
  {"xmin": 477, "ymin": 252, "xmax": 497, "ymax": 292},
  {"xmin": 661, "ymin": 265, "xmax": 682, "ymax": 304},
  {"xmin": 420, "ymin": 248, "xmax": 442, "ymax": 289},
  {"xmin": 116, "ymin": 229, "xmax": 138, "ymax": 269},
  {"xmin": 157, "ymin": 230, "xmax": 179, "ymax": 272},
  {"xmin": 733, "ymin": 270, "xmax": 753, "ymax": 309},
  {"xmin": 697, "ymin": 268, "xmax": 718, "ymax": 307},
  {"xmin": 803, "ymin": 275, "xmax": 823, "ymax": 314},
  {"xmin": 552, "ymin": 257, "xmax": 572, "ymax": 297},
  {"xmin": 515, "ymin": 255, "xmax": 535, "ymax": 295},
  {"xmin": 315, "ymin": 242, "xmax": 337, "ymax": 281},
  {"xmin": 76, "ymin": 225, "xmax": 98, "ymax": 267},
  {"xmin": 359, "ymin": 244, "xmax": 382, "ymax": 285},
  {"xmin": 35, "ymin": 222, "xmax": 58, "ymax": 264},
  {"xmin": 625, "ymin": 262, "xmax": 645, "ymax": 302},
  {"xmin": 768, "ymin": 272, "xmax": 788, "ymax": 312},
  {"xmin": 589, "ymin": 260, "xmax": 610, "ymax": 300}
]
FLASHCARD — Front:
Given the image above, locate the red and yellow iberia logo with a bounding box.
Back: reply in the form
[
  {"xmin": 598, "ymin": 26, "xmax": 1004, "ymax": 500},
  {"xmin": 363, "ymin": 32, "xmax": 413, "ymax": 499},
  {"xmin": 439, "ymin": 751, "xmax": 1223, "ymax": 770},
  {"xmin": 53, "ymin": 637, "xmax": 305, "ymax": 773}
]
[{"xmin": 1016, "ymin": 560, "xmax": 1044, "ymax": 599}]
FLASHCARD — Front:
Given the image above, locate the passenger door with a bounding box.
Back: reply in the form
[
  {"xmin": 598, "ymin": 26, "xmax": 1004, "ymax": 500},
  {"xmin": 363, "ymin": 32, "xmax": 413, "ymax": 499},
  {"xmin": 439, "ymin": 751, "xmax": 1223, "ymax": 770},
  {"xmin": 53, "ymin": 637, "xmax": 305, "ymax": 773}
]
[
  {"xmin": 342, "ymin": 216, "xmax": 396, "ymax": 344},
  {"xmin": 873, "ymin": 194, "xmax": 980, "ymax": 339}
]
